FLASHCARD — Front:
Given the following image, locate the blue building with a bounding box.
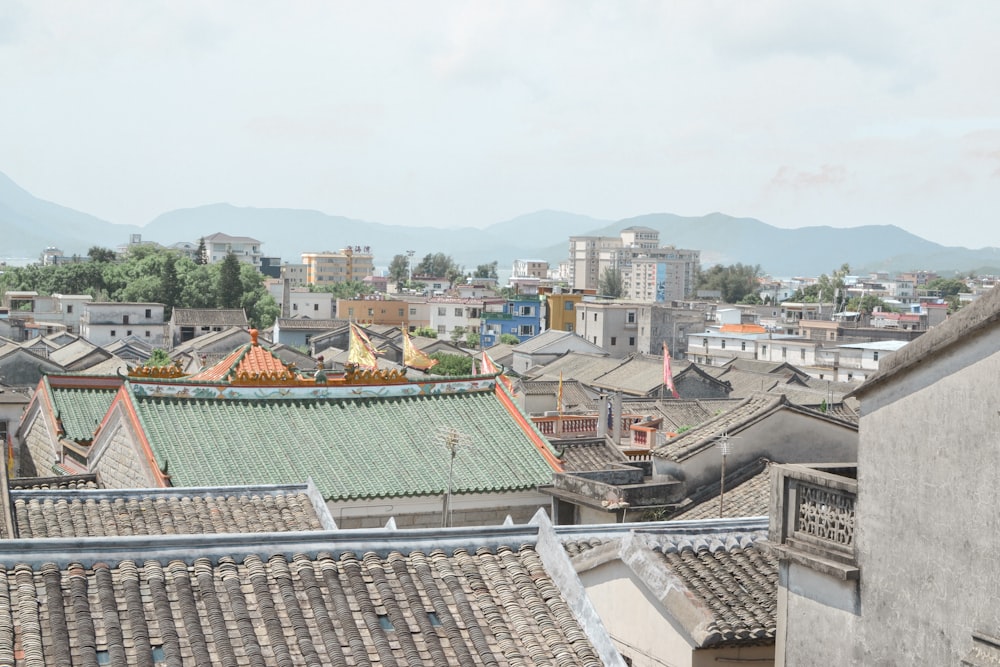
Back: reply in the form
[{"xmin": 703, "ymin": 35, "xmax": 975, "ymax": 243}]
[{"xmin": 479, "ymin": 298, "xmax": 543, "ymax": 347}]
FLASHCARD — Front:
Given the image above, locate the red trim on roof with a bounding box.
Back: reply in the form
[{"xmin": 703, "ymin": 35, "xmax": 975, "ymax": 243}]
[{"xmin": 494, "ymin": 382, "xmax": 564, "ymax": 472}]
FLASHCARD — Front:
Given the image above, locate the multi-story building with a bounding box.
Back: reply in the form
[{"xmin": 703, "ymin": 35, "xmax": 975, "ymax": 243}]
[
  {"xmin": 280, "ymin": 263, "xmax": 309, "ymax": 286},
  {"xmin": 427, "ymin": 298, "xmax": 483, "ymax": 339},
  {"xmin": 335, "ymin": 295, "xmax": 408, "ymax": 326},
  {"xmin": 479, "ymin": 298, "xmax": 543, "ymax": 347},
  {"xmin": 80, "ymin": 302, "xmax": 167, "ymax": 347},
  {"xmin": 635, "ymin": 305, "xmax": 705, "ymax": 358},
  {"xmin": 203, "ymin": 232, "xmax": 263, "ymax": 269},
  {"xmin": 511, "ymin": 259, "xmax": 549, "ymax": 280},
  {"xmin": 265, "ymin": 280, "xmax": 334, "ymax": 319},
  {"xmin": 568, "ymin": 227, "xmax": 699, "ymax": 302},
  {"xmin": 574, "ymin": 300, "xmax": 641, "ymax": 358},
  {"xmin": 542, "ymin": 290, "xmax": 587, "ymax": 333},
  {"xmin": 301, "ymin": 246, "xmax": 374, "ymax": 286}
]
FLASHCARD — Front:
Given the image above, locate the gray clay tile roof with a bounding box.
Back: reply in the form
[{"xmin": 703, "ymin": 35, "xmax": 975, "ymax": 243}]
[
  {"xmin": 589, "ymin": 354, "xmax": 671, "ymax": 396},
  {"xmin": 129, "ymin": 386, "xmax": 559, "ymax": 501},
  {"xmin": 670, "ymin": 458, "xmax": 772, "ymax": 521},
  {"xmin": 560, "ymin": 518, "xmax": 777, "ymax": 648},
  {"xmin": 526, "ymin": 352, "xmax": 625, "ymax": 384},
  {"xmin": 557, "ymin": 440, "xmax": 629, "ymax": 472},
  {"xmin": 0, "ymin": 538, "xmax": 606, "ymax": 666},
  {"xmin": 9, "ymin": 486, "xmax": 328, "ymax": 538},
  {"xmin": 170, "ymin": 308, "xmax": 249, "ymax": 326},
  {"xmin": 275, "ymin": 317, "xmax": 347, "ymax": 330},
  {"xmin": 520, "ymin": 379, "xmax": 595, "ymax": 412},
  {"xmin": 648, "ymin": 531, "xmax": 777, "ymax": 645},
  {"xmin": 8, "ymin": 475, "xmax": 99, "ymax": 490}
]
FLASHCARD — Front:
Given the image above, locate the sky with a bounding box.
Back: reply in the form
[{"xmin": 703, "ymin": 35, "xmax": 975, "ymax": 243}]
[{"xmin": 2, "ymin": 1, "xmax": 999, "ymax": 249}]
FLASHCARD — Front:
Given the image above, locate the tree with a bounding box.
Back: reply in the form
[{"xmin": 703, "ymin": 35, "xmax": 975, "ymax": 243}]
[
  {"xmin": 465, "ymin": 331, "xmax": 480, "ymax": 349},
  {"xmin": 414, "ymin": 252, "xmax": 463, "ymax": 284},
  {"xmin": 388, "ymin": 254, "xmax": 410, "ymax": 290},
  {"xmin": 413, "ymin": 326, "xmax": 438, "ymax": 338},
  {"xmin": 159, "ymin": 254, "xmax": 180, "ymax": 318},
  {"xmin": 309, "ymin": 280, "xmax": 374, "ymax": 300},
  {"xmin": 598, "ymin": 267, "xmax": 624, "ymax": 298},
  {"xmin": 87, "ymin": 246, "xmax": 116, "ymax": 263},
  {"xmin": 147, "ymin": 348, "xmax": 172, "ymax": 367},
  {"xmin": 450, "ymin": 325, "xmax": 466, "ymax": 344},
  {"xmin": 195, "ymin": 237, "xmax": 208, "ymax": 265},
  {"xmin": 498, "ymin": 333, "xmax": 521, "ymax": 345},
  {"xmin": 473, "ymin": 261, "xmax": 498, "ymax": 280},
  {"xmin": 217, "ymin": 252, "xmax": 242, "ymax": 308},
  {"xmin": 847, "ymin": 294, "xmax": 895, "ymax": 314},
  {"xmin": 694, "ymin": 263, "xmax": 762, "ymax": 303},
  {"xmin": 428, "ymin": 352, "xmax": 473, "ymax": 376}
]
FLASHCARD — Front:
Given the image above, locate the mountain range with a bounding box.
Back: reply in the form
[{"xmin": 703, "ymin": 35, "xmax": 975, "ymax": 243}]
[{"xmin": 2, "ymin": 170, "xmax": 999, "ymax": 277}]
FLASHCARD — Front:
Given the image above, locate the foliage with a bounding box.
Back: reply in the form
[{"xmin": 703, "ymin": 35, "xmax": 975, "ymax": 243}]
[
  {"xmin": 0, "ymin": 245, "xmax": 278, "ymax": 329},
  {"xmin": 790, "ymin": 263, "xmax": 851, "ymax": 308},
  {"xmin": 428, "ymin": 352, "xmax": 473, "ymax": 376},
  {"xmin": 924, "ymin": 277, "xmax": 967, "ymax": 297},
  {"xmin": 450, "ymin": 325, "xmax": 466, "ymax": 344},
  {"xmin": 413, "ymin": 326, "xmax": 437, "ymax": 338},
  {"xmin": 694, "ymin": 263, "xmax": 762, "ymax": 303},
  {"xmin": 388, "ymin": 254, "xmax": 410, "ymax": 289},
  {"xmin": 87, "ymin": 246, "xmax": 116, "ymax": 263},
  {"xmin": 498, "ymin": 286, "xmax": 518, "ymax": 299},
  {"xmin": 473, "ymin": 261, "xmax": 498, "ymax": 280},
  {"xmin": 498, "ymin": 333, "xmax": 521, "ymax": 345},
  {"xmin": 147, "ymin": 349, "xmax": 172, "ymax": 367},
  {"xmin": 465, "ymin": 331, "xmax": 480, "ymax": 348},
  {"xmin": 739, "ymin": 292, "xmax": 763, "ymax": 305},
  {"xmin": 414, "ymin": 252, "xmax": 464, "ymax": 284},
  {"xmin": 598, "ymin": 267, "xmax": 624, "ymax": 298},
  {"xmin": 217, "ymin": 253, "xmax": 243, "ymax": 309},
  {"xmin": 846, "ymin": 294, "xmax": 895, "ymax": 314},
  {"xmin": 195, "ymin": 237, "xmax": 208, "ymax": 265}
]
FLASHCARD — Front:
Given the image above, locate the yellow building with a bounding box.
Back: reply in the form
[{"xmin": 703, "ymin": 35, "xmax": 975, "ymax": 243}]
[
  {"xmin": 543, "ymin": 291, "xmax": 587, "ymax": 333},
  {"xmin": 301, "ymin": 246, "xmax": 374, "ymax": 286}
]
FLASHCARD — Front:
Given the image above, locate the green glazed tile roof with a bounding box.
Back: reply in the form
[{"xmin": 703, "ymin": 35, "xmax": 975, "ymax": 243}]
[
  {"xmin": 131, "ymin": 388, "xmax": 557, "ymax": 501},
  {"xmin": 49, "ymin": 386, "xmax": 119, "ymax": 442}
]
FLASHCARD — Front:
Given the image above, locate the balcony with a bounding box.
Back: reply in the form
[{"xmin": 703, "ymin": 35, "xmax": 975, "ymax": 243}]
[{"xmin": 768, "ymin": 463, "xmax": 859, "ymax": 580}]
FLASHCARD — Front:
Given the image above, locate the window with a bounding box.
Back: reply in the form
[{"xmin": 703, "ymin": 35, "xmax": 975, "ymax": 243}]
[
  {"xmin": 721, "ymin": 340, "xmax": 726, "ymax": 349},
  {"xmin": 761, "ymin": 344, "xmax": 767, "ymax": 355},
  {"xmin": 145, "ymin": 309, "xmax": 152, "ymax": 318},
  {"xmin": 455, "ymin": 308, "xmax": 463, "ymax": 316},
  {"xmin": 66, "ymin": 305, "xmax": 73, "ymax": 314},
  {"xmin": 520, "ymin": 305, "xmax": 533, "ymax": 316},
  {"xmin": 438, "ymin": 307, "xmax": 447, "ymax": 316},
  {"xmin": 782, "ymin": 347, "xmax": 787, "ymax": 359},
  {"xmin": 703, "ymin": 338, "xmax": 708, "ymax": 347},
  {"xmin": 437, "ymin": 325, "xmax": 446, "ymax": 334},
  {"xmin": 873, "ymin": 351, "xmax": 880, "ymax": 361},
  {"xmin": 314, "ymin": 304, "xmax": 319, "ymax": 311},
  {"xmin": 519, "ymin": 325, "xmax": 534, "ymax": 336},
  {"xmin": 122, "ymin": 315, "xmax": 130, "ymax": 325},
  {"xmin": 626, "ymin": 311, "xmax": 636, "ymax": 323},
  {"xmin": 565, "ymin": 302, "xmax": 574, "ymax": 310},
  {"xmin": 629, "ymin": 336, "xmax": 635, "ymax": 346},
  {"xmin": 145, "ymin": 331, "xmax": 150, "ymax": 337},
  {"xmin": 398, "ymin": 308, "xmax": 404, "ymax": 317},
  {"xmin": 741, "ymin": 341, "xmax": 746, "ymax": 351},
  {"xmin": 801, "ymin": 348, "xmax": 806, "ymax": 360},
  {"xmin": 126, "ymin": 330, "xmax": 132, "ymax": 336},
  {"xmin": 347, "ymin": 308, "xmax": 354, "ymax": 317},
  {"xmin": 565, "ymin": 324, "xmax": 573, "ymax": 331},
  {"xmin": 593, "ymin": 313, "xmax": 598, "ymax": 321},
  {"xmin": 610, "ymin": 337, "xmax": 617, "ymax": 346},
  {"xmin": 409, "ymin": 308, "xmax": 417, "ymax": 315},
  {"xmin": 110, "ymin": 330, "xmax": 116, "ymax": 337},
  {"xmin": 293, "ymin": 303, "xmax": 299, "ymax": 311},
  {"xmin": 580, "ymin": 312, "xmax": 585, "ymax": 321},
  {"xmin": 368, "ymin": 308, "xmax": 374, "ymax": 316}
]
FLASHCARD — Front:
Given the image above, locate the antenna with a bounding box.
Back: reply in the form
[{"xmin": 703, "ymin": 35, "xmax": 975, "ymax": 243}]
[
  {"xmin": 716, "ymin": 431, "xmax": 741, "ymax": 518},
  {"xmin": 437, "ymin": 426, "xmax": 471, "ymax": 528}
]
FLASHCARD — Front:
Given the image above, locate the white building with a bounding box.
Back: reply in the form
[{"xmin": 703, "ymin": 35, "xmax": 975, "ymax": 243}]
[
  {"xmin": 428, "ymin": 298, "xmax": 482, "ymax": 338},
  {"xmin": 203, "ymin": 232, "xmax": 263, "ymax": 269},
  {"xmin": 80, "ymin": 303, "xmax": 167, "ymax": 347}
]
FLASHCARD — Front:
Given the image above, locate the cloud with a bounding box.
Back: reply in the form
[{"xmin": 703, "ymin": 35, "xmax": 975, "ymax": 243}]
[{"xmin": 770, "ymin": 165, "xmax": 849, "ymax": 190}]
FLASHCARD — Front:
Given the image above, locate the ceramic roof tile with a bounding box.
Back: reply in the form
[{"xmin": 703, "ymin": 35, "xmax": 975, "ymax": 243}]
[
  {"xmin": 0, "ymin": 544, "xmax": 604, "ymax": 667},
  {"xmin": 11, "ymin": 487, "xmax": 325, "ymax": 538},
  {"xmin": 132, "ymin": 389, "xmax": 557, "ymax": 501},
  {"xmin": 589, "ymin": 355, "xmax": 669, "ymax": 395},
  {"xmin": 557, "ymin": 440, "xmax": 629, "ymax": 472},
  {"xmin": 187, "ymin": 334, "xmax": 301, "ymax": 383},
  {"xmin": 653, "ymin": 395, "xmax": 786, "ymax": 462},
  {"xmin": 48, "ymin": 385, "xmax": 120, "ymax": 442},
  {"xmin": 670, "ymin": 459, "xmax": 772, "ymax": 521},
  {"xmin": 171, "ymin": 308, "xmax": 249, "ymax": 326}
]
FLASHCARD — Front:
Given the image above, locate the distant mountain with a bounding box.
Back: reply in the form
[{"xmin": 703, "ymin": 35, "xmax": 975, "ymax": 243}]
[
  {"xmin": 2, "ymin": 170, "xmax": 998, "ymax": 276},
  {"xmin": 0, "ymin": 171, "xmax": 140, "ymax": 259}
]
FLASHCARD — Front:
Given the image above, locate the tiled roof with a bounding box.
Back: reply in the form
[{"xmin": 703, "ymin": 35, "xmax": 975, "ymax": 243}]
[
  {"xmin": 520, "ymin": 379, "xmax": 595, "ymax": 412},
  {"xmin": 526, "ymin": 353, "xmax": 625, "ymax": 384},
  {"xmin": 8, "ymin": 475, "xmax": 99, "ymax": 490},
  {"xmin": 557, "ymin": 440, "xmax": 629, "ymax": 472},
  {"xmin": 275, "ymin": 317, "xmax": 347, "ymax": 330},
  {"xmin": 0, "ymin": 536, "xmax": 606, "ymax": 666},
  {"xmin": 11, "ymin": 486, "xmax": 327, "ymax": 538},
  {"xmin": 48, "ymin": 382, "xmax": 121, "ymax": 442},
  {"xmin": 187, "ymin": 334, "xmax": 301, "ymax": 383},
  {"xmin": 649, "ymin": 531, "xmax": 777, "ymax": 645},
  {"xmin": 653, "ymin": 398, "xmax": 746, "ymax": 431},
  {"xmin": 171, "ymin": 308, "xmax": 248, "ymax": 326},
  {"xmin": 514, "ymin": 330, "xmax": 600, "ymax": 354},
  {"xmin": 560, "ymin": 518, "xmax": 777, "ymax": 648},
  {"xmin": 47, "ymin": 338, "xmax": 105, "ymax": 366},
  {"xmin": 131, "ymin": 388, "xmax": 558, "ymax": 501},
  {"xmin": 653, "ymin": 394, "xmax": 787, "ymax": 462},
  {"xmin": 670, "ymin": 458, "xmax": 772, "ymax": 520},
  {"xmin": 589, "ymin": 355, "xmax": 668, "ymax": 396}
]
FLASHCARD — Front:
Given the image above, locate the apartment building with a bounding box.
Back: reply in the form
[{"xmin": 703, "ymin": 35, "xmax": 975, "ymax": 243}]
[
  {"xmin": 80, "ymin": 302, "xmax": 167, "ymax": 347},
  {"xmin": 301, "ymin": 247, "xmax": 374, "ymax": 286},
  {"xmin": 203, "ymin": 233, "xmax": 263, "ymax": 269}
]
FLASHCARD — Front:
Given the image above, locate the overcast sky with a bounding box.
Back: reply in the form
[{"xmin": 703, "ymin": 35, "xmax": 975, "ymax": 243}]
[{"xmin": 2, "ymin": 1, "xmax": 999, "ymax": 248}]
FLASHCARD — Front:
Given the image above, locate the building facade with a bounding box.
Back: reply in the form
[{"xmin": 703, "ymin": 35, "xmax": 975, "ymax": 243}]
[
  {"xmin": 301, "ymin": 247, "xmax": 374, "ymax": 286},
  {"xmin": 79, "ymin": 302, "xmax": 167, "ymax": 347},
  {"xmin": 203, "ymin": 232, "xmax": 263, "ymax": 269}
]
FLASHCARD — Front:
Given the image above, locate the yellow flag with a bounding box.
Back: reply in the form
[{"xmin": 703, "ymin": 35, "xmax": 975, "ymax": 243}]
[
  {"xmin": 403, "ymin": 330, "xmax": 439, "ymax": 371},
  {"xmin": 348, "ymin": 323, "xmax": 379, "ymax": 370}
]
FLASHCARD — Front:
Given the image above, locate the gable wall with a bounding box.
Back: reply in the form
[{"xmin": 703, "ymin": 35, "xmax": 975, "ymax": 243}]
[{"xmin": 89, "ymin": 403, "xmax": 165, "ymax": 489}]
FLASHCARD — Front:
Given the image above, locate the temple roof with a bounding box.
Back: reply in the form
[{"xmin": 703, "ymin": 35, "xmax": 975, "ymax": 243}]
[{"xmin": 186, "ymin": 329, "xmax": 303, "ymax": 383}]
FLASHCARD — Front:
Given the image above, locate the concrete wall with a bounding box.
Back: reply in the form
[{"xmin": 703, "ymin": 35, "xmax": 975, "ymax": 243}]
[
  {"xmin": 777, "ymin": 561, "xmax": 860, "ymax": 666},
  {"xmin": 327, "ymin": 490, "xmax": 550, "ymax": 530},
  {"xmin": 673, "ymin": 410, "xmax": 858, "ymax": 492},
  {"xmin": 831, "ymin": 330, "xmax": 1000, "ymax": 664}
]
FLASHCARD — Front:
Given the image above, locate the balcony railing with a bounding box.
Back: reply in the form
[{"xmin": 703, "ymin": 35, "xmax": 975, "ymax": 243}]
[{"xmin": 769, "ymin": 463, "xmax": 859, "ymax": 579}]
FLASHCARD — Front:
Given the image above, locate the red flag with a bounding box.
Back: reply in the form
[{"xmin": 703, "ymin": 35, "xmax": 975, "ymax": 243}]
[{"xmin": 663, "ymin": 341, "xmax": 679, "ymax": 398}]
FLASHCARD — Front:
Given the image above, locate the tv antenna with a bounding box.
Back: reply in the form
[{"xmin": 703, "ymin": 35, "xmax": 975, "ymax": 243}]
[{"xmin": 438, "ymin": 426, "xmax": 471, "ymax": 527}]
